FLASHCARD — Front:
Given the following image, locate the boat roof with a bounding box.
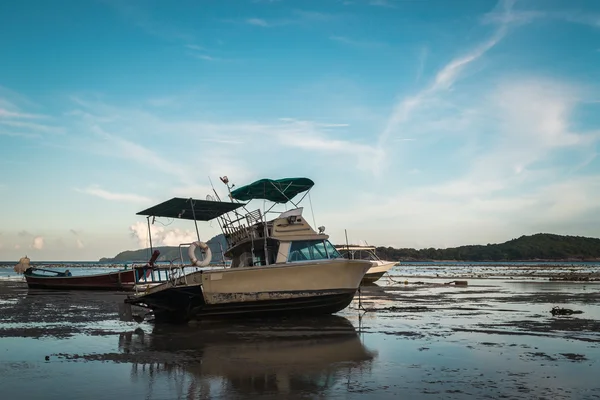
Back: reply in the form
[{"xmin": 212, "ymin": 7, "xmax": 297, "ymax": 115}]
[
  {"xmin": 230, "ymin": 177, "xmax": 314, "ymax": 204},
  {"xmin": 136, "ymin": 197, "xmax": 245, "ymax": 221},
  {"xmin": 336, "ymin": 245, "xmax": 376, "ymax": 251}
]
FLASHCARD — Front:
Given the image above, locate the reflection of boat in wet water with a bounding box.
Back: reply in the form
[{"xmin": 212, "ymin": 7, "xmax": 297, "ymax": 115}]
[{"xmin": 119, "ymin": 315, "xmax": 376, "ymax": 398}]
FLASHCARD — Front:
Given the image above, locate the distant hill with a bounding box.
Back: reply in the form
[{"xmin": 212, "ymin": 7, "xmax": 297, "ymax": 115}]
[
  {"xmin": 373, "ymin": 233, "xmax": 600, "ymax": 262},
  {"xmin": 103, "ymin": 233, "xmax": 600, "ymax": 263},
  {"xmin": 100, "ymin": 234, "xmax": 228, "ymax": 263}
]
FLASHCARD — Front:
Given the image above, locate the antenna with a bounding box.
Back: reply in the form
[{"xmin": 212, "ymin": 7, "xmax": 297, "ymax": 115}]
[
  {"xmin": 345, "ymin": 229, "xmax": 350, "ymax": 252},
  {"xmin": 208, "ymin": 176, "xmax": 222, "ymax": 201}
]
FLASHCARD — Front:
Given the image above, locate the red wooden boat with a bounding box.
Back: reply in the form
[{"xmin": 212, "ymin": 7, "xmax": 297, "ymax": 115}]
[{"xmin": 23, "ymin": 251, "xmax": 160, "ymax": 291}]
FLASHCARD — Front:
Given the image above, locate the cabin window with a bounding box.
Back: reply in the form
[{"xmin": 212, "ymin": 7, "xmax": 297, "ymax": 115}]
[
  {"xmin": 324, "ymin": 241, "xmax": 341, "ymax": 258},
  {"xmin": 288, "ymin": 240, "xmax": 341, "ymax": 262}
]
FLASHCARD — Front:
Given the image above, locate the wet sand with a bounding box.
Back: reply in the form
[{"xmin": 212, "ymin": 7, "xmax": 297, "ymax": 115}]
[{"xmin": 1, "ymin": 270, "xmax": 599, "ymax": 399}]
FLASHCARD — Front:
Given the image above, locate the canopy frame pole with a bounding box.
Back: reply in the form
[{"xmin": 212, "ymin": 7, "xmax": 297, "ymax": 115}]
[
  {"xmin": 146, "ymin": 216, "xmax": 154, "ymax": 256},
  {"xmin": 295, "ymin": 188, "xmax": 311, "ymax": 206},
  {"xmin": 269, "ymin": 181, "xmax": 299, "ymax": 208},
  {"xmin": 188, "ymin": 198, "xmax": 202, "ymax": 242}
]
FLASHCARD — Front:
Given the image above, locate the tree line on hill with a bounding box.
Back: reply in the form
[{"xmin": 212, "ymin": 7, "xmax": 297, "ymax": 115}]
[
  {"xmin": 101, "ymin": 233, "xmax": 600, "ymax": 263},
  {"xmin": 372, "ymin": 233, "xmax": 600, "ymax": 261}
]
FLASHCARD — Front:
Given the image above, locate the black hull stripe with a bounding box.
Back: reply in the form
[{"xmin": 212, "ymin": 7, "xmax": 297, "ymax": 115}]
[{"xmin": 127, "ymin": 288, "xmax": 358, "ymax": 322}]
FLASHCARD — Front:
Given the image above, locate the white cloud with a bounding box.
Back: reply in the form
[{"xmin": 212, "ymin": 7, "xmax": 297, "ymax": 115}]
[
  {"xmin": 76, "ymin": 238, "xmax": 85, "ymax": 249},
  {"xmin": 32, "ymin": 236, "xmax": 44, "ymax": 250},
  {"xmin": 75, "ymin": 185, "xmax": 152, "ymax": 203},
  {"xmin": 129, "ymin": 221, "xmax": 197, "ymax": 248},
  {"xmin": 325, "ymin": 74, "xmax": 600, "ymax": 248}
]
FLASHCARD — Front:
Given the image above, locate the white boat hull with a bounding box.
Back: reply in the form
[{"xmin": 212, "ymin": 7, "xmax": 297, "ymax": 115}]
[
  {"xmin": 363, "ymin": 261, "xmax": 396, "ymax": 283},
  {"xmin": 127, "ymin": 259, "xmax": 372, "ymax": 322}
]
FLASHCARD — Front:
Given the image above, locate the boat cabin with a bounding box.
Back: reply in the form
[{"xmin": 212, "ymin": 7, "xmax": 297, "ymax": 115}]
[
  {"xmin": 135, "ymin": 177, "xmax": 343, "ymax": 270},
  {"xmin": 336, "ymin": 246, "xmax": 382, "ymax": 263},
  {"xmin": 221, "ymin": 207, "xmax": 342, "ymax": 268}
]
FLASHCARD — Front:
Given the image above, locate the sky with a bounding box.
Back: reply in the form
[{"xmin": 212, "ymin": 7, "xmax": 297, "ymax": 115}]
[{"xmin": 1, "ymin": 0, "xmax": 600, "ymax": 261}]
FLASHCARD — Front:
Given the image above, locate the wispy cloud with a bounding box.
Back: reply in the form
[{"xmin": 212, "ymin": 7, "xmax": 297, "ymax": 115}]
[
  {"xmin": 75, "ymin": 185, "xmax": 152, "ymax": 203},
  {"xmin": 193, "ymin": 54, "xmax": 218, "ymax": 61},
  {"xmin": 368, "ymin": 0, "xmax": 397, "ymax": 8},
  {"xmin": 377, "ymin": 0, "xmax": 516, "ymax": 148},
  {"xmin": 89, "ymin": 125, "xmax": 193, "ymax": 185},
  {"xmin": 246, "ymin": 18, "xmax": 270, "ymax": 27},
  {"xmin": 273, "ymin": 118, "xmax": 384, "ymax": 174},
  {"xmin": 481, "ymin": 4, "xmax": 600, "ymax": 29},
  {"xmin": 103, "ymin": 0, "xmax": 194, "ymax": 42},
  {"xmin": 0, "ymin": 94, "xmax": 62, "ymax": 137},
  {"xmin": 0, "ymin": 119, "xmax": 64, "ymax": 134},
  {"xmin": 329, "ymin": 35, "xmax": 387, "ymax": 49},
  {"xmin": 185, "ymin": 44, "xmax": 232, "ymax": 62},
  {"xmin": 0, "ymin": 130, "xmax": 41, "ymax": 139},
  {"xmin": 240, "ymin": 9, "xmax": 336, "ymax": 28},
  {"xmin": 415, "ymin": 46, "xmax": 428, "ymax": 83},
  {"xmin": 184, "ymin": 44, "xmax": 204, "ymax": 51},
  {"xmin": 0, "ymin": 109, "xmax": 45, "ymax": 119}
]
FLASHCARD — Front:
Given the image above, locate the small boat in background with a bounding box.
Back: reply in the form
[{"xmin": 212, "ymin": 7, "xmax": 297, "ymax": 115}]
[
  {"xmin": 335, "ymin": 245, "xmax": 396, "ymax": 283},
  {"xmin": 22, "ymin": 251, "xmax": 161, "ymax": 291}
]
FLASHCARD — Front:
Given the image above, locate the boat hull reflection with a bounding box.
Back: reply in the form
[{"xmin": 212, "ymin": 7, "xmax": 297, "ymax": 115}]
[{"xmin": 119, "ymin": 315, "xmax": 376, "ymax": 398}]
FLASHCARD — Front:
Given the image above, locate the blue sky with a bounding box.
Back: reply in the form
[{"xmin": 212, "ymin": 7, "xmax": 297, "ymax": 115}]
[{"xmin": 1, "ymin": 0, "xmax": 600, "ymax": 261}]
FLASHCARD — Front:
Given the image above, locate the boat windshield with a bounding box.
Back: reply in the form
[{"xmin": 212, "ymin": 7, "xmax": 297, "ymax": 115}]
[
  {"xmin": 289, "ymin": 240, "xmax": 341, "ymax": 262},
  {"xmin": 339, "ymin": 248, "xmax": 380, "ymax": 262}
]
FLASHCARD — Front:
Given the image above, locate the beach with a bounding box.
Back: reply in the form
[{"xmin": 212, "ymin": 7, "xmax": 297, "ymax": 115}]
[{"xmin": 1, "ymin": 263, "xmax": 599, "ymax": 399}]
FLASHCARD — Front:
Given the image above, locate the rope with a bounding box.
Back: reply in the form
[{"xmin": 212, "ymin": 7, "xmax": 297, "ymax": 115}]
[
  {"xmin": 308, "ymin": 191, "xmax": 317, "ymax": 229},
  {"xmin": 385, "ymin": 273, "xmax": 407, "ymax": 285},
  {"xmin": 354, "ymin": 285, "xmax": 374, "ymax": 312}
]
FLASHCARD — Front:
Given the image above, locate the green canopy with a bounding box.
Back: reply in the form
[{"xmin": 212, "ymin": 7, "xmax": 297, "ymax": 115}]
[
  {"xmin": 230, "ymin": 177, "xmax": 314, "ymax": 203},
  {"xmin": 137, "ymin": 198, "xmax": 245, "ymax": 221}
]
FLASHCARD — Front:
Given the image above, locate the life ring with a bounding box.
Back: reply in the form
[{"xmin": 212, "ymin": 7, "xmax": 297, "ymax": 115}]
[{"xmin": 188, "ymin": 241, "xmax": 212, "ymax": 267}]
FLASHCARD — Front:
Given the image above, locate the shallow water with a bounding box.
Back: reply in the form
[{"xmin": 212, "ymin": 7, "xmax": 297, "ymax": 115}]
[{"xmin": 0, "ymin": 266, "xmax": 599, "ymax": 399}]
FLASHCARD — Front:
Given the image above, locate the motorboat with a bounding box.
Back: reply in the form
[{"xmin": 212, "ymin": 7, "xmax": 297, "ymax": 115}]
[
  {"xmin": 335, "ymin": 245, "xmax": 396, "ymax": 283},
  {"xmin": 125, "ymin": 177, "xmax": 372, "ymax": 323}
]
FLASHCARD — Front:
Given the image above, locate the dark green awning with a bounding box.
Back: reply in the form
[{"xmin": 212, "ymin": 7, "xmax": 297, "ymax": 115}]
[
  {"xmin": 136, "ymin": 198, "xmax": 245, "ymax": 221},
  {"xmin": 230, "ymin": 177, "xmax": 315, "ymax": 203}
]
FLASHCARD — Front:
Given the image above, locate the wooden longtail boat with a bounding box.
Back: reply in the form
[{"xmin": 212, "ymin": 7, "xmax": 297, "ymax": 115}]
[{"xmin": 23, "ymin": 251, "xmax": 160, "ymax": 291}]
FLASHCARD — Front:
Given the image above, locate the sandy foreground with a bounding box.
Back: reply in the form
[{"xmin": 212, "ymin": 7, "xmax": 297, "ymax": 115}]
[{"xmin": 0, "ymin": 270, "xmax": 599, "ymax": 399}]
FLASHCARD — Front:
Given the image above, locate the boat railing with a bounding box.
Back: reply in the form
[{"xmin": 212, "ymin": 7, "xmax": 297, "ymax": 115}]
[
  {"xmin": 132, "ymin": 262, "xmax": 192, "ymax": 294},
  {"xmin": 221, "ymin": 208, "xmax": 266, "ymax": 247},
  {"xmin": 177, "ymin": 243, "xmax": 229, "ymax": 269}
]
